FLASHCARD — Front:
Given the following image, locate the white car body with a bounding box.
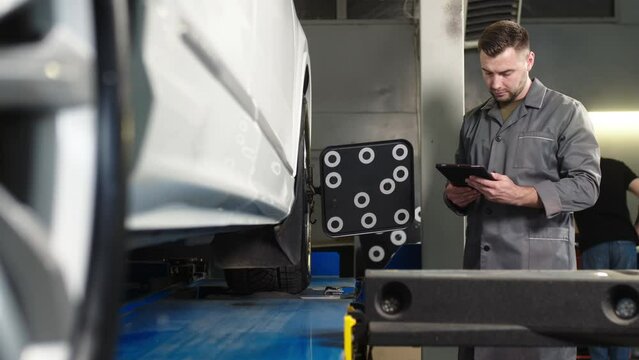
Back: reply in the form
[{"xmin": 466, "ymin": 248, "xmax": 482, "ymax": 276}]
[{"xmin": 126, "ymin": 0, "xmax": 311, "ymax": 241}]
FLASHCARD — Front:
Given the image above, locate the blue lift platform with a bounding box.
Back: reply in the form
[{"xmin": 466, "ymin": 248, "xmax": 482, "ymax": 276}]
[{"xmin": 116, "ymin": 276, "xmax": 355, "ymax": 360}]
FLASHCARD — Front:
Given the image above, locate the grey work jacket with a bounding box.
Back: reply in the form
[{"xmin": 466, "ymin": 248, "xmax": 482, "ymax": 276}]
[
  {"xmin": 451, "ymin": 79, "xmax": 601, "ymax": 360},
  {"xmin": 452, "ymin": 79, "xmax": 601, "ymax": 270}
]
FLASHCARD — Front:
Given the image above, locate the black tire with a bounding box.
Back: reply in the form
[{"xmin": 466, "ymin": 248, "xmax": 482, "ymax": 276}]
[
  {"xmin": 224, "ymin": 102, "xmax": 311, "ymax": 295},
  {"xmin": 224, "ymin": 267, "xmax": 279, "ymax": 294},
  {"xmin": 276, "ymin": 131, "xmax": 311, "ymax": 294}
]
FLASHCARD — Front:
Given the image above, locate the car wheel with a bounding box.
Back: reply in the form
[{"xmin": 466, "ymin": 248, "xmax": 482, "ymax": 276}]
[
  {"xmin": 274, "ymin": 135, "xmax": 311, "ymax": 294},
  {"xmin": 224, "ymin": 103, "xmax": 311, "ymax": 295}
]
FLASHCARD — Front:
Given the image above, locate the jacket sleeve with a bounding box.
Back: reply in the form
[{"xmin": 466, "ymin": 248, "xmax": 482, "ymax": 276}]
[
  {"xmin": 534, "ymin": 101, "xmax": 601, "ymax": 218},
  {"xmin": 443, "ymin": 115, "xmax": 472, "ymax": 216}
]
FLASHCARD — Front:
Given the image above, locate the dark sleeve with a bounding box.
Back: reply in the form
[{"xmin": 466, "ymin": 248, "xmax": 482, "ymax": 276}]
[{"xmin": 621, "ymin": 161, "xmax": 638, "ymax": 189}]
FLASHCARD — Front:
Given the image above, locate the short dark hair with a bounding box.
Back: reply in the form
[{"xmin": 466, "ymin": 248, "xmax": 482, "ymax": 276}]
[{"xmin": 478, "ymin": 20, "xmax": 530, "ymax": 57}]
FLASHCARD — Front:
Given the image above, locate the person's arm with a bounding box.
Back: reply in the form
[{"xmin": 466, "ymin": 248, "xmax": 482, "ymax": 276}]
[
  {"xmin": 467, "ymin": 173, "xmax": 542, "ymax": 208},
  {"xmin": 533, "ymin": 101, "xmax": 601, "ymax": 218},
  {"xmin": 628, "ymin": 178, "xmax": 639, "ymax": 197},
  {"xmin": 443, "ymin": 112, "xmax": 480, "ymax": 215},
  {"xmin": 628, "ymin": 178, "xmax": 639, "ymax": 236}
]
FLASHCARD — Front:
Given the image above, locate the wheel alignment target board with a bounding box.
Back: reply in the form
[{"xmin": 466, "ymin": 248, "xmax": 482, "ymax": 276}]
[{"xmin": 320, "ymin": 139, "xmax": 414, "ymax": 237}]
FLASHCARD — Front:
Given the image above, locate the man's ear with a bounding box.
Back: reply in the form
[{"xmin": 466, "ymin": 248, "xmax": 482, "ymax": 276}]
[{"xmin": 527, "ymin": 51, "xmax": 535, "ymax": 71}]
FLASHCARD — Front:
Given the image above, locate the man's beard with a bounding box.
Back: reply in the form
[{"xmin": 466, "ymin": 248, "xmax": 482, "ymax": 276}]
[
  {"xmin": 493, "ymin": 91, "xmax": 516, "ymax": 104},
  {"xmin": 494, "ymin": 79, "xmax": 526, "ymax": 105}
]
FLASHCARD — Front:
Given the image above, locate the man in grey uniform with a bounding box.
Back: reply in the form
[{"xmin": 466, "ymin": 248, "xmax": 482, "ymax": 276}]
[{"xmin": 444, "ymin": 20, "xmax": 601, "ymax": 360}]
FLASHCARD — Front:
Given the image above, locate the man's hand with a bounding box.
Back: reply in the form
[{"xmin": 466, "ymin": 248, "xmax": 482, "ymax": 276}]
[
  {"xmin": 466, "ymin": 172, "xmax": 541, "ymax": 208},
  {"xmin": 445, "ymin": 183, "xmax": 481, "ymax": 208}
]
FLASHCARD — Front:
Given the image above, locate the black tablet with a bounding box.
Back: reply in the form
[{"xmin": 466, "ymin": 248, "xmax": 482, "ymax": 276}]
[{"xmin": 435, "ymin": 163, "xmax": 495, "ymax": 187}]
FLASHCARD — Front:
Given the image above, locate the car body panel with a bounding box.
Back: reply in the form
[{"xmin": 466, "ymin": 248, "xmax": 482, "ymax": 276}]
[{"xmin": 126, "ymin": 0, "xmax": 310, "ymax": 236}]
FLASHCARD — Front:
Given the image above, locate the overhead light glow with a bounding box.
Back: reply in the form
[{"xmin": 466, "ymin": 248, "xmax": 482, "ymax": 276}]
[{"xmin": 589, "ymin": 112, "xmax": 639, "ymax": 136}]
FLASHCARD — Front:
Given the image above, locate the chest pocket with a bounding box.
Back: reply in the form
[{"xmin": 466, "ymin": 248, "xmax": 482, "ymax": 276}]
[{"xmin": 513, "ymin": 131, "xmax": 556, "ymax": 169}]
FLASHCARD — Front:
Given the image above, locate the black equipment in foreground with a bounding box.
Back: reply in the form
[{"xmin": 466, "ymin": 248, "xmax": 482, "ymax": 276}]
[{"xmin": 345, "ymin": 269, "xmax": 639, "ymax": 359}]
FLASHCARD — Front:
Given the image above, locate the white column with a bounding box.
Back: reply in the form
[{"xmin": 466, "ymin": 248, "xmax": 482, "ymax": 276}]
[{"xmin": 420, "ymin": 0, "xmax": 466, "ymax": 358}]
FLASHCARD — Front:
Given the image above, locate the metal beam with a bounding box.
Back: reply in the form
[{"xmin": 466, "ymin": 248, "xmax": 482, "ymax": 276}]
[{"xmin": 364, "ymin": 269, "xmax": 639, "ymax": 347}]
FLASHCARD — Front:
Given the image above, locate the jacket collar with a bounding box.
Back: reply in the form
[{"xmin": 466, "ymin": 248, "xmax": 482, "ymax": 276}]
[{"xmin": 480, "ymin": 78, "xmax": 547, "ymax": 112}]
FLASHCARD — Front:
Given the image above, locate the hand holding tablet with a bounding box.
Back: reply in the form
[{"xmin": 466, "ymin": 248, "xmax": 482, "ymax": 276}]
[{"xmin": 436, "ymin": 163, "xmax": 495, "ymax": 187}]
